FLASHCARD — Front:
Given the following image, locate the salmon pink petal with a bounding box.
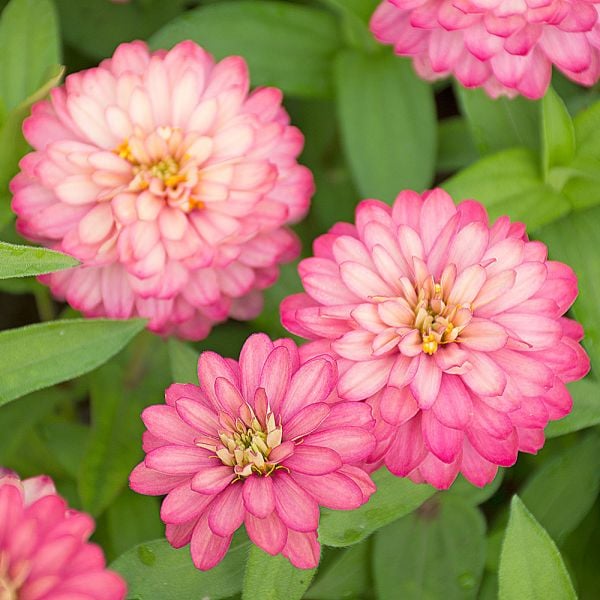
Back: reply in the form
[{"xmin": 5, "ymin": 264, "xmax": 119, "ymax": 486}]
[
  {"xmin": 338, "ymin": 357, "xmax": 394, "ymax": 401},
  {"xmin": 208, "ymin": 484, "xmax": 244, "ymax": 536},
  {"xmin": 283, "ymin": 445, "xmax": 343, "ymax": 475},
  {"xmin": 190, "ymin": 513, "xmax": 232, "ymax": 571},
  {"xmin": 304, "ymin": 427, "xmax": 375, "ymax": 463},
  {"xmin": 145, "ymin": 446, "xmax": 214, "ymax": 475},
  {"xmin": 282, "ymin": 531, "xmax": 320, "ymax": 570},
  {"xmin": 245, "ymin": 511, "xmax": 288, "ymax": 555},
  {"xmin": 161, "ymin": 482, "xmax": 214, "ymax": 524},
  {"xmin": 191, "ymin": 466, "xmax": 235, "ymax": 495},
  {"xmin": 283, "ymin": 403, "xmax": 330, "ymax": 440},
  {"xmin": 242, "ymin": 476, "xmax": 276, "ymax": 519},
  {"xmin": 273, "ymin": 473, "xmax": 320, "ymax": 533},
  {"xmin": 291, "ymin": 471, "xmax": 364, "ymax": 510}
]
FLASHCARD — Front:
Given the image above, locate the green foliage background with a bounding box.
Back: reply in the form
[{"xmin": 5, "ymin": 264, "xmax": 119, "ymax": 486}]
[{"xmin": 0, "ymin": 0, "xmax": 599, "ymax": 599}]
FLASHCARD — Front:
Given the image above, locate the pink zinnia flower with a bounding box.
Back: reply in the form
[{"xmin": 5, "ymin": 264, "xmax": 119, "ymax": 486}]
[
  {"xmin": 129, "ymin": 334, "xmax": 375, "ymax": 570},
  {"xmin": 282, "ymin": 189, "xmax": 590, "ymax": 489},
  {"xmin": 371, "ymin": 0, "xmax": 600, "ymax": 99},
  {"xmin": 11, "ymin": 41, "xmax": 313, "ymax": 339},
  {"xmin": 0, "ymin": 470, "xmax": 126, "ymax": 599}
]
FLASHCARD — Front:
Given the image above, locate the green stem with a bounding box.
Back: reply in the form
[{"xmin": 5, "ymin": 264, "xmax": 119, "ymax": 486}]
[{"xmin": 34, "ymin": 287, "xmax": 55, "ymax": 321}]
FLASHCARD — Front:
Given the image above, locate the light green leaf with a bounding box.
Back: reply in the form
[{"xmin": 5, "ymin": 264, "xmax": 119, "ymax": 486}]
[
  {"xmin": 373, "ymin": 496, "xmax": 486, "ymax": 600},
  {"xmin": 0, "ymin": 241, "xmax": 78, "ymax": 279},
  {"xmin": 0, "ymin": 0, "xmax": 60, "ymax": 111},
  {"xmin": 111, "ymin": 535, "xmax": 250, "ymax": 600},
  {"xmin": 455, "ymin": 85, "xmax": 539, "ymax": 155},
  {"xmin": 499, "ymin": 496, "xmax": 576, "ymax": 600},
  {"xmin": 537, "ymin": 206, "xmax": 600, "ymax": 369},
  {"xmin": 572, "ymin": 96, "xmax": 600, "ymax": 157},
  {"xmin": 437, "ymin": 116, "xmax": 479, "ymax": 173},
  {"xmin": 318, "ymin": 467, "xmax": 435, "ymax": 547},
  {"xmin": 0, "ymin": 318, "xmax": 146, "ymax": 405},
  {"xmin": 150, "ymin": 1, "xmax": 341, "ymax": 99},
  {"xmin": 546, "ymin": 379, "xmax": 600, "ymax": 437},
  {"xmin": 305, "ymin": 543, "xmax": 371, "ymax": 600},
  {"xmin": 167, "ymin": 338, "xmax": 198, "ymax": 384},
  {"xmin": 519, "ymin": 433, "xmax": 600, "ymax": 543},
  {"xmin": 334, "ymin": 50, "xmax": 436, "ymax": 202},
  {"xmin": 541, "ymin": 87, "xmax": 576, "ymax": 175},
  {"xmin": 443, "ymin": 148, "xmax": 571, "ymax": 229},
  {"xmin": 242, "ymin": 546, "xmax": 316, "ymax": 600}
]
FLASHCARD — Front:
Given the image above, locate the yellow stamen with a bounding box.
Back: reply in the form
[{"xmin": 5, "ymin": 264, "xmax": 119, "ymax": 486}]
[{"xmin": 422, "ymin": 334, "xmax": 439, "ymax": 355}]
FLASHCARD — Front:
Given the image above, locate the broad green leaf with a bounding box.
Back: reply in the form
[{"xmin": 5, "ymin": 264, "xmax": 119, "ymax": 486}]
[
  {"xmin": 150, "ymin": 1, "xmax": 341, "ymax": 98},
  {"xmin": 437, "ymin": 116, "xmax": 479, "ymax": 173},
  {"xmin": 541, "ymin": 87, "xmax": 576, "ymax": 174},
  {"xmin": 242, "ymin": 546, "xmax": 316, "ymax": 600},
  {"xmin": 455, "ymin": 85, "xmax": 539, "ymax": 155},
  {"xmin": 546, "ymin": 379, "xmax": 600, "ymax": 437},
  {"xmin": 111, "ymin": 535, "xmax": 250, "ymax": 600},
  {"xmin": 305, "ymin": 543, "xmax": 371, "ymax": 600},
  {"xmin": 167, "ymin": 338, "xmax": 198, "ymax": 384},
  {"xmin": 443, "ymin": 148, "xmax": 571, "ymax": 229},
  {"xmin": 107, "ymin": 488, "xmax": 163, "ymax": 558},
  {"xmin": 42, "ymin": 421, "xmax": 89, "ymax": 479},
  {"xmin": 54, "ymin": 0, "xmax": 186, "ymax": 60},
  {"xmin": 373, "ymin": 496, "xmax": 486, "ymax": 600},
  {"xmin": 319, "ymin": 0, "xmax": 379, "ymax": 21},
  {"xmin": 0, "ymin": 0, "xmax": 60, "ymax": 111},
  {"xmin": 0, "ymin": 241, "xmax": 78, "ymax": 279},
  {"xmin": 498, "ymin": 496, "xmax": 576, "ymax": 600},
  {"xmin": 537, "ymin": 206, "xmax": 600, "ymax": 369},
  {"xmin": 0, "ymin": 318, "xmax": 146, "ymax": 405},
  {"xmin": 446, "ymin": 470, "xmax": 504, "ymax": 506},
  {"xmin": 318, "ymin": 467, "xmax": 435, "ymax": 547},
  {"xmin": 561, "ymin": 172, "xmax": 600, "ymax": 211},
  {"xmin": 79, "ymin": 336, "xmax": 170, "ymax": 517},
  {"xmin": 334, "ymin": 50, "xmax": 436, "ymax": 202},
  {"xmin": 573, "ymin": 96, "xmax": 600, "ymax": 157},
  {"xmin": 519, "ymin": 433, "xmax": 600, "ymax": 543}
]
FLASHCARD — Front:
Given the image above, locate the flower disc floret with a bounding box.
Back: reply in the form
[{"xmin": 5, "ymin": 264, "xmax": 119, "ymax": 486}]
[
  {"xmin": 11, "ymin": 40, "xmax": 313, "ymax": 339},
  {"xmin": 371, "ymin": 0, "xmax": 600, "ymax": 99},
  {"xmin": 130, "ymin": 333, "xmax": 376, "ymax": 570},
  {"xmin": 0, "ymin": 471, "xmax": 126, "ymax": 599},
  {"xmin": 282, "ymin": 188, "xmax": 590, "ymax": 489}
]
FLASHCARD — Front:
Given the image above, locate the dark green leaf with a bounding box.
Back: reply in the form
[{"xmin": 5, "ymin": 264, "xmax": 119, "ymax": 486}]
[
  {"xmin": 541, "ymin": 87, "xmax": 576, "ymax": 174},
  {"xmin": 455, "ymin": 85, "xmax": 539, "ymax": 155},
  {"xmin": 167, "ymin": 338, "xmax": 198, "ymax": 384},
  {"xmin": 0, "ymin": 318, "xmax": 146, "ymax": 405},
  {"xmin": 373, "ymin": 496, "xmax": 486, "ymax": 599},
  {"xmin": 335, "ymin": 50, "xmax": 436, "ymax": 202},
  {"xmin": 519, "ymin": 433, "xmax": 600, "ymax": 543},
  {"xmin": 42, "ymin": 421, "xmax": 89, "ymax": 479},
  {"xmin": 242, "ymin": 546, "xmax": 316, "ymax": 600},
  {"xmin": 498, "ymin": 496, "xmax": 576, "ymax": 600},
  {"xmin": 111, "ymin": 535, "xmax": 250, "ymax": 600},
  {"xmin": 318, "ymin": 467, "xmax": 435, "ymax": 547},
  {"xmin": 546, "ymin": 379, "xmax": 600, "ymax": 437},
  {"xmin": 150, "ymin": 1, "xmax": 341, "ymax": 98},
  {"xmin": 0, "ymin": 241, "xmax": 78, "ymax": 279},
  {"xmin": 437, "ymin": 116, "xmax": 479, "ymax": 173}
]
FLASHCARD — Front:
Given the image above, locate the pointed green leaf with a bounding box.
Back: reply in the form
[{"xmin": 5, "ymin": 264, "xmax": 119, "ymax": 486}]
[
  {"xmin": 541, "ymin": 87, "xmax": 576, "ymax": 174},
  {"xmin": 318, "ymin": 467, "xmax": 435, "ymax": 547},
  {"xmin": 167, "ymin": 338, "xmax": 199, "ymax": 384},
  {"xmin": 0, "ymin": 241, "xmax": 78, "ymax": 279},
  {"xmin": 499, "ymin": 496, "xmax": 576, "ymax": 600},
  {"xmin": 0, "ymin": 318, "xmax": 146, "ymax": 405},
  {"xmin": 546, "ymin": 379, "xmax": 600, "ymax": 437},
  {"xmin": 334, "ymin": 50, "xmax": 436, "ymax": 202},
  {"xmin": 242, "ymin": 546, "xmax": 316, "ymax": 600}
]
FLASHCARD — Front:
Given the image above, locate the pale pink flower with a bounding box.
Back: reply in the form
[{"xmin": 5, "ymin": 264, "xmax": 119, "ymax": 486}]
[
  {"xmin": 130, "ymin": 333, "xmax": 376, "ymax": 570},
  {"xmin": 282, "ymin": 189, "xmax": 590, "ymax": 489},
  {"xmin": 11, "ymin": 41, "xmax": 313, "ymax": 339},
  {"xmin": 0, "ymin": 471, "xmax": 126, "ymax": 599},
  {"xmin": 371, "ymin": 0, "xmax": 600, "ymax": 99}
]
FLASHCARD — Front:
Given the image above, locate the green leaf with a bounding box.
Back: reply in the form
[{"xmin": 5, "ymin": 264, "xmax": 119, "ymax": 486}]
[
  {"xmin": 242, "ymin": 546, "xmax": 316, "ymax": 600},
  {"xmin": 107, "ymin": 488, "xmax": 163, "ymax": 558},
  {"xmin": 546, "ymin": 379, "xmax": 600, "ymax": 437},
  {"xmin": 443, "ymin": 148, "xmax": 571, "ymax": 229},
  {"xmin": 305, "ymin": 543, "xmax": 371, "ymax": 600},
  {"xmin": 0, "ymin": 0, "xmax": 60, "ymax": 111},
  {"xmin": 446, "ymin": 470, "xmax": 504, "ymax": 506},
  {"xmin": 167, "ymin": 338, "xmax": 198, "ymax": 384},
  {"xmin": 437, "ymin": 116, "xmax": 479, "ymax": 173},
  {"xmin": 42, "ymin": 421, "xmax": 89, "ymax": 479},
  {"xmin": 334, "ymin": 50, "xmax": 436, "ymax": 202},
  {"xmin": 498, "ymin": 496, "xmax": 576, "ymax": 600},
  {"xmin": 572, "ymin": 96, "xmax": 600, "ymax": 158},
  {"xmin": 318, "ymin": 467, "xmax": 435, "ymax": 547},
  {"xmin": 0, "ymin": 318, "xmax": 146, "ymax": 405},
  {"xmin": 373, "ymin": 496, "xmax": 486, "ymax": 600},
  {"xmin": 79, "ymin": 336, "xmax": 171, "ymax": 517},
  {"xmin": 0, "ymin": 241, "xmax": 78, "ymax": 279},
  {"xmin": 455, "ymin": 85, "xmax": 539, "ymax": 155},
  {"xmin": 111, "ymin": 535, "xmax": 250, "ymax": 600},
  {"xmin": 519, "ymin": 433, "xmax": 600, "ymax": 543},
  {"xmin": 319, "ymin": 0, "xmax": 379, "ymax": 22},
  {"xmin": 150, "ymin": 1, "xmax": 341, "ymax": 99},
  {"xmin": 541, "ymin": 87, "xmax": 576, "ymax": 175},
  {"xmin": 537, "ymin": 206, "xmax": 600, "ymax": 369}
]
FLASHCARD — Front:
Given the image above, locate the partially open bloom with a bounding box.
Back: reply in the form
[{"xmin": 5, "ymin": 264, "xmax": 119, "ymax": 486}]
[
  {"xmin": 0, "ymin": 470, "xmax": 126, "ymax": 599},
  {"xmin": 11, "ymin": 40, "xmax": 312, "ymax": 339},
  {"xmin": 371, "ymin": 0, "xmax": 600, "ymax": 99},
  {"xmin": 282, "ymin": 189, "xmax": 590, "ymax": 489},
  {"xmin": 129, "ymin": 333, "xmax": 376, "ymax": 570}
]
